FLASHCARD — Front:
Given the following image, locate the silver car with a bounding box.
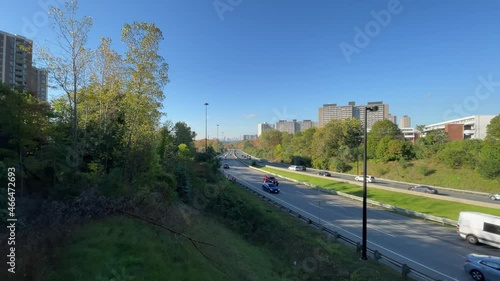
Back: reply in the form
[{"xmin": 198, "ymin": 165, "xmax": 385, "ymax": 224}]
[
  {"xmin": 464, "ymin": 253, "xmax": 500, "ymax": 281},
  {"xmin": 488, "ymin": 193, "xmax": 500, "ymax": 200}
]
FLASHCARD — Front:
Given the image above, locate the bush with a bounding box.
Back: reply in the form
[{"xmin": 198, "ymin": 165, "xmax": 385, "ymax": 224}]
[
  {"xmin": 376, "ymin": 166, "xmax": 389, "ymax": 176},
  {"xmin": 398, "ymin": 158, "xmax": 412, "ymax": 169},
  {"xmin": 332, "ymin": 158, "xmax": 350, "ymax": 173},
  {"xmin": 417, "ymin": 165, "xmax": 435, "ymax": 176}
]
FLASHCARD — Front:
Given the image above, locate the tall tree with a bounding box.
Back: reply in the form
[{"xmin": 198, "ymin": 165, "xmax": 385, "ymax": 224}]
[
  {"xmin": 37, "ymin": 0, "xmax": 93, "ymax": 168},
  {"xmin": 173, "ymin": 122, "xmax": 196, "ymax": 149},
  {"xmin": 121, "ymin": 21, "xmax": 170, "ymax": 190},
  {"xmin": 79, "ymin": 37, "xmax": 126, "ymax": 173}
]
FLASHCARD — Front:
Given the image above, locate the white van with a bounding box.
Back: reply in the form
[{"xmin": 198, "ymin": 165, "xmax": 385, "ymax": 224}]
[{"xmin": 457, "ymin": 212, "xmax": 500, "ymax": 248}]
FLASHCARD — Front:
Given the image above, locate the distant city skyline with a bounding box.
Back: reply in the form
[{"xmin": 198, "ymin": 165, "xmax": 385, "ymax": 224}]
[{"xmin": 2, "ymin": 1, "xmax": 500, "ymax": 139}]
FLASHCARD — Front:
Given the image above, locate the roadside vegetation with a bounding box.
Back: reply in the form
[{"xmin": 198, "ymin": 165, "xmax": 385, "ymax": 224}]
[
  {"xmin": 239, "ymin": 116, "xmax": 500, "ymax": 191},
  {"xmin": 0, "ymin": 1, "xmax": 407, "ymax": 280},
  {"xmin": 259, "ymin": 167, "xmax": 500, "ymax": 220}
]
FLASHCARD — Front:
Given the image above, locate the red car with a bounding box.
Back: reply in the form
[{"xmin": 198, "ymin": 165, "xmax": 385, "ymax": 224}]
[{"xmin": 263, "ymin": 175, "xmax": 279, "ymax": 186}]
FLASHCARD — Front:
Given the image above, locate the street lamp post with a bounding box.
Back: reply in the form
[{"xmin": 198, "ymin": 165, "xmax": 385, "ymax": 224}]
[
  {"xmin": 362, "ymin": 105, "xmax": 378, "ymax": 260},
  {"xmin": 217, "ymin": 124, "xmax": 219, "ymax": 141},
  {"xmin": 204, "ymin": 102, "xmax": 209, "ymax": 152}
]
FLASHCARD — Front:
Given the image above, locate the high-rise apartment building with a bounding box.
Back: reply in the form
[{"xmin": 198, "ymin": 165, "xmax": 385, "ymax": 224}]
[
  {"xmin": 318, "ymin": 101, "xmax": 390, "ymax": 129},
  {"xmin": 276, "ymin": 119, "xmax": 299, "ymax": 134},
  {"xmin": 257, "ymin": 122, "xmax": 274, "ymax": 136},
  {"xmin": 0, "ymin": 30, "xmax": 48, "ymax": 101},
  {"xmin": 388, "ymin": 114, "xmax": 397, "ymax": 125},
  {"xmin": 318, "ymin": 102, "xmax": 355, "ymax": 128},
  {"xmin": 298, "ymin": 120, "xmax": 314, "ymax": 131},
  {"xmin": 400, "ymin": 115, "xmax": 411, "ymax": 128},
  {"xmin": 274, "ymin": 119, "xmax": 315, "ymax": 134}
]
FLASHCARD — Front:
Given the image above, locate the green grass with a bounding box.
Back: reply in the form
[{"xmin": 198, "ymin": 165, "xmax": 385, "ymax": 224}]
[
  {"xmin": 346, "ymin": 159, "xmax": 500, "ymax": 193},
  {"xmin": 261, "ymin": 167, "xmax": 500, "ymax": 220},
  {"xmin": 41, "ymin": 177, "xmax": 407, "ymax": 281},
  {"xmin": 41, "ymin": 216, "xmax": 289, "ymax": 281}
]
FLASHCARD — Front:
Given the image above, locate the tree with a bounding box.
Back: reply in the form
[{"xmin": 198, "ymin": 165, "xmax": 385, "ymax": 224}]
[
  {"xmin": 477, "ymin": 143, "xmax": 500, "ymax": 180},
  {"xmin": 486, "ymin": 115, "xmax": 500, "ymax": 143},
  {"xmin": 259, "ymin": 129, "xmax": 282, "ymax": 151},
  {"xmin": 173, "ymin": 122, "xmax": 196, "ymax": 151},
  {"xmin": 37, "ymin": 0, "xmax": 93, "ymax": 167},
  {"xmin": 367, "ymin": 120, "xmax": 404, "ymax": 158},
  {"xmin": 120, "ymin": 21, "xmax": 170, "ymax": 190},
  {"xmin": 0, "ymin": 84, "xmax": 51, "ymax": 195}
]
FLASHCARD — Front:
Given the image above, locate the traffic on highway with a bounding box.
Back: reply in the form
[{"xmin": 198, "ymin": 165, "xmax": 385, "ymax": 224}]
[
  {"xmin": 236, "ymin": 150, "xmax": 499, "ymax": 206},
  {"xmin": 219, "ymin": 150, "xmax": 500, "ymax": 281}
]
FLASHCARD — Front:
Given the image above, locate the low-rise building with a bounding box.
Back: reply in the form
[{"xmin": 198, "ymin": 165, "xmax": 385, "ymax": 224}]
[{"xmin": 423, "ymin": 115, "xmax": 496, "ymax": 140}]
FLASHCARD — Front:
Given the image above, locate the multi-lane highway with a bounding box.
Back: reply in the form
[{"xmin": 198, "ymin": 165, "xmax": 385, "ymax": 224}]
[
  {"xmin": 220, "ymin": 151, "xmax": 498, "ymax": 281},
  {"xmin": 236, "ymin": 151, "xmax": 499, "ymax": 207}
]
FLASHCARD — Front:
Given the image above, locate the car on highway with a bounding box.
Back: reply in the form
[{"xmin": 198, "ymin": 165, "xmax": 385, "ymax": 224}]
[
  {"xmin": 263, "ymin": 175, "xmax": 279, "ymax": 186},
  {"xmin": 262, "ymin": 182, "xmax": 280, "ymax": 194},
  {"xmin": 317, "ymin": 171, "xmax": 331, "ymax": 177},
  {"xmin": 288, "ymin": 165, "xmax": 306, "ymax": 171},
  {"xmin": 408, "ymin": 185, "xmax": 438, "ymax": 194},
  {"xmin": 464, "ymin": 253, "xmax": 500, "ymax": 281},
  {"xmin": 488, "ymin": 193, "xmax": 500, "ymax": 200},
  {"xmin": 354, "ymin": 175, "xmax": 375, "ymax": 183},
  {"xmin": 223, "ymin": 164, "xmax": 229, "ymax": 169}
]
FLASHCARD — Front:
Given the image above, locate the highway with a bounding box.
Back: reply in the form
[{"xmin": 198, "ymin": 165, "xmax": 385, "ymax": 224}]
[
  {"xmin": 236, "ymin": 151, "xmax": 499, "ymax": 206},
  {"xmin": 221, "ymin": 151, "xmax": 499, "ymax": 281}
]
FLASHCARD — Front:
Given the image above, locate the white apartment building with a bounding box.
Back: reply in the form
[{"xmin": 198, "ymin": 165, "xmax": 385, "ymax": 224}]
[{"xmin": 423, "ymin": 115, "xmax": 496, "ymax": 140}]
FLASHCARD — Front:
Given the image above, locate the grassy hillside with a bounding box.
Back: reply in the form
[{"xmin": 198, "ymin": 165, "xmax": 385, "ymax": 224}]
[
  {"xmin": 349, "ymin": 159, "xmax": 499, "ymax": 193},
  {"xmin": 41, "ymin": 216, "xmax": 291, "ymax": 281},
  {"xmin": 40, "ymin": 179, "xmax": 406, "ymax": 281}
]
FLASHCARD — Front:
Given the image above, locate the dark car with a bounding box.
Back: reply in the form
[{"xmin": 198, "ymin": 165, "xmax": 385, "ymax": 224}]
[
  {"xmin": 408, "ymin": 185, "xmax": 438, "ymax": 194},
  {"xmin": 263, "ymin": 175, "xmax": 279, "ymax": 186},
  {"xmin": 223, "ymin": 164, "xmax": 229, "ymax": 169},
  {"xmin": 317, "ymin": 171, "xmax": 331, "ymax": 177},
  {"xmin": 464, "ymin": 253, "xmax": 500, "ymax": 281},
  {"xmin": 262, "ymin": 182, "xmax": 280, "ymax": 194}
]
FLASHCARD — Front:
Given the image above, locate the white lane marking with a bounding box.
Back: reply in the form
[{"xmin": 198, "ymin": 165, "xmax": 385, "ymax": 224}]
[
  {"xmin": 368, "ymin": 224, "xmax": 395, "ymax": 238},
  {"xmin": 308, "ymin": 203, "xmax": 324, "ymax": 210},
  {"xmin": 238, "ymin": 177, "xmax": 459, "ymax": 281}
]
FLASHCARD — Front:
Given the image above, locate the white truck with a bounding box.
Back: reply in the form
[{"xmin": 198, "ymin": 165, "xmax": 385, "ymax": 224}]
[{"xmin": 457, "ymin": 211, "xmax": 500, "ymax": 248}]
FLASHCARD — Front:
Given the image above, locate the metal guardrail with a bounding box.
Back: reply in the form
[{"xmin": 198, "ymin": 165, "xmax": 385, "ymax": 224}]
[{"xmin": 224, "ymin": 170, "xmax": 441, "ymax": 281}]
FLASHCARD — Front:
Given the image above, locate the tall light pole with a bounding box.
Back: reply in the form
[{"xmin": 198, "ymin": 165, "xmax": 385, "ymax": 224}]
[
  {"xmin": 217, "ymin": 124, "xmax": 219, "ymax": 141},
  {"xmin": 362, "ymin": 105, "xmax": 378, "ymax": 260},
  {"xmin": 204, "ymin": 102, "xmax": 209, "ymax": 152}
]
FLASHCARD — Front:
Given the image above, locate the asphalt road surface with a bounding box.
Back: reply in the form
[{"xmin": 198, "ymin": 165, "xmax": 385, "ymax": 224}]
[{"xmin": 220, "ymin": 151, "xmax": 498, "ymax": 281}]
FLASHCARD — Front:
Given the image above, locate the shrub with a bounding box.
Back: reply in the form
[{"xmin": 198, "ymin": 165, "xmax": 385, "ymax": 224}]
[
  {"xmin": 332, "ymin": 158, "xmax": 350, "ymax": 173},
  {"xmin": 417, "ymin": 165, "xmax": 435, "ymax": 176},
  {"xmin": 398, "ymin": 158, "xmax": 412, "ymax": 169}
]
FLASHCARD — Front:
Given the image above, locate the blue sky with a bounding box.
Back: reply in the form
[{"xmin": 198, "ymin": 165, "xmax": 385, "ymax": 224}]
[{"xmin": 2, "ymin": 0, "xmax": 500, "ymax": 140}]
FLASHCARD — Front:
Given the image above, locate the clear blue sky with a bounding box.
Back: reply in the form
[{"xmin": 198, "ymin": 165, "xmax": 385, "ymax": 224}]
[{"xmin": 2, "ymin": 0, "xmax": 500, "ymax": 140}]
